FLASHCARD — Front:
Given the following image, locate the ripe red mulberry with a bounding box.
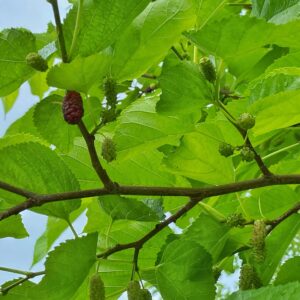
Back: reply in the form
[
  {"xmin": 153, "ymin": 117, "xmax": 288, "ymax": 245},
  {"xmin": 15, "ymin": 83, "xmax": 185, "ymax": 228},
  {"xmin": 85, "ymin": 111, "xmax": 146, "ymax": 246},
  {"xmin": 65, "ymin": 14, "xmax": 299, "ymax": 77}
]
[{"xmin": 62, "ymin": 91, "xmax": 84, "ymax": 124}]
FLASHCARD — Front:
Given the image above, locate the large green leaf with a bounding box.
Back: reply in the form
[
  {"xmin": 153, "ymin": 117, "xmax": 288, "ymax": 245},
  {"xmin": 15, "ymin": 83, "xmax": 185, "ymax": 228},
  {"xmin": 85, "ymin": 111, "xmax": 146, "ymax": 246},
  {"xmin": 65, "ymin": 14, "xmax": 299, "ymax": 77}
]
[
  {"xmin": 157, "ymin": 54, "xmax": 212, "ymax": 121},
  {"xmin": 0, "ymin": 215, "xmax": 28, "ymax": 239},
  {"xmin": 185, "ymin": 15, "xmax": 300, "ymax": 78},
  {"xmin": 63, "ymin": 0, "xmax": 151, "ymax": 57},
  {"xmin": 111, "ymin": 0, "xmax": 196, "ymax": 81},
  {"xmin": 156, "ymin": 239, "xmax": 215, "ymax": 300},
  {"xmin": 3, "ymin": 234, "xmax": 97, "ymax": 300},
  {"xmin": 256, "ymin": 214, "xmax": 300, "ymax": 284},
  {"xmin": 0, "ymin": 142, "xmax": 80, "ymax": 220},
  {"xmin": 164, "ymin": 123, "xmax": 235, "ymax": 184},
  {"xmin": 252, "ymin": 0, "xmax": 300, "ymax": 24},
  {"xmin": 227, "ymin": 281, "xmax": 300, "ymax": 300},
  {"xmin": 250, "ymin": 89, "xmax": 300, "ymax": 136},
  {"xmin": 33, "ymin": 95, "xmax": 80, "ymax": 153},
  {"xmin": 0, "ymin": 28, "xmax": 36, "ymax": 96},
  {"xmin": 99, "ymin": 195, "xmax": 161, "ymax": 222},
  {"xmin": 274, "ymin": 257, "xmax": 300, "ymax": 285},
  {"xmin": 47, "ymin": 51, "xmax": 112, "ymax": 93}
]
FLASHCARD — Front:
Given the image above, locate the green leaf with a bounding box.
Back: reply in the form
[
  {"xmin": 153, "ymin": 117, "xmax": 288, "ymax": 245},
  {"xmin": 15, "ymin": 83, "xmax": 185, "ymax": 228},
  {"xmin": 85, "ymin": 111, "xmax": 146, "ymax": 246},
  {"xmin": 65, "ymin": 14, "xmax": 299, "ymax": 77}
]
[
  {"xmin": 156, "ymin": 239, "xmax": 215, "ymax": 300},
  {"xmin": 252, "ymin": 0, "xmax": 300, "ymax": 24},
  {"xmin": 181, "ymin": 213, "xmax": 230, "ymax": 262},
  {"xmin": 3, "ymin": 234, "xmax": 98, "ymax": 300},
  {"xmin": 0, "ymin": 215, "xmax": 28, "ymax": 239},
  {"xmin": 114, "ymin": 93, "xmax": 195, "ymax": 157},
  {"xmin": 257, "ymin": 214, "xmax": 300, "ymax": 284},
  {"xmin": 111, "ymin": 0, "xmax": 196, "ymax": 81},
  {"xmin": 63, "ymin": 0, "xmax": 151, "ymax": 57},
  {"xmin": 250, "ymin": 89, "xmax": 300, "ymax": 135},
  {"xmin": 274, "ymin": 257, "xmax": 300, "ymax": 285},
  {"xmin": 164, "ymin": 123, "xmax": 235, "ymax": 184},
  {"xmin": 28, "ymin": 71, "xmax": 49, "ymax": 99},
  {"xmin": 0, "ymin": 28, "xmax": 36, "ymax": 96},
  {"xmin": 33, "ymin": 95, "xmax": 80, "ymax": 153},
  {"xmin": 99, "ymin": 195, "xmax": 161, "ymax": 222},
  {"xmin": 227, "ymin": 281, "xmax": 300, "ymax": 300},
  {"xmin": 1, "ymin": 89, "xmax": 19, "ymax": 113},
  {"xmin": 47, "ymin": 51, "xmax": 112, "ymax": 93},
  {"xmin": 0, "ymin": 142, "xmax": 80, "ymax": 220},
  {"xmin": 157, "ymin": 54, "xmax": 212, "ymax": 121}
]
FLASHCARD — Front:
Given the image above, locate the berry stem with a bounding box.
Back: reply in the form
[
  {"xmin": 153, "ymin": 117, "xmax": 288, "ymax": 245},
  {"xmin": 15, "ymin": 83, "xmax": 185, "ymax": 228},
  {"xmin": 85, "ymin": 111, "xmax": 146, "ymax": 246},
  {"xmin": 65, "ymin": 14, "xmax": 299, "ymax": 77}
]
[{"xmin": 48, "ymin": 0, "xmax": 68, "ymax": 63}]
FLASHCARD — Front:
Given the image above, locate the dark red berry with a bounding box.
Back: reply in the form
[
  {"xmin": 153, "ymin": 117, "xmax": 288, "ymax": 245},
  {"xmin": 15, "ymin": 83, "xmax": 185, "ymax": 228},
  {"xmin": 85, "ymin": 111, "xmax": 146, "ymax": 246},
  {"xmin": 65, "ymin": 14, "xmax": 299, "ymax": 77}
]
[{"xmin": 62, "ymin": 91, "xmax": 84, "ymax": 124}]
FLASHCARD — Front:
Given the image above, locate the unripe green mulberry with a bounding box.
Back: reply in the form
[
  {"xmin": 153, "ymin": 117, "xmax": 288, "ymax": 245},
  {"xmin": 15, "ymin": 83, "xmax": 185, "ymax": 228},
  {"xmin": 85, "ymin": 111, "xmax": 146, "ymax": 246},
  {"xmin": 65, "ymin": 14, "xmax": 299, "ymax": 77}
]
[
  {"xmin": 127, "ymin": 281, "xmax": 141, "ymax": 300},
  {"xmin": 226, "ymin": 213, "xmax": 245, "ymax": 227},
  {"xmin": 251, "ymin": 220, "xmax": 266, "ymax": 263},
  {"xmin": 140, "ymin": 289, "xmax": 152, "ymax": 300},
  {"xmin": 199, "ymin": 57, "xmax": 216, "ymax": 83},
  {"xmin": 89, "ymin": 273, "xmax": 105, "ymax": 300},
  {"xmin": 239, "ymin": 264, "xmax": 262, "ymax": 290},
  {"xmin": 103, "ymin": 76, "xmax": 117, "ymax": 108},
  {"xmin": 219, "ymin": 142, "xmax": 234, "ymax": 157},
  {"xmin": 101, "ymin": 137, "xmax": 116, "ymax": 163},
  {"xmin": 241, "ymin": 147, "xmax": 255, "ymax": 162},
  {"xmin": 237, "ymin": 113, "xmax": 255, "ymax": 130},
  {"xmin": 26, "ymin": 52, "xmax": 48, "ymax": 72}
]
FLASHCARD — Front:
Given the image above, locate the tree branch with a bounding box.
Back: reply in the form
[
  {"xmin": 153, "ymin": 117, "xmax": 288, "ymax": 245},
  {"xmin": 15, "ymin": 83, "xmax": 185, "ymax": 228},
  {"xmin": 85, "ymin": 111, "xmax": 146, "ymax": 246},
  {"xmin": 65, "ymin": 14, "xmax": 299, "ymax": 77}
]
[
  {"xmin": 2, "ymin": 174, "xmax": 300, "ymax": 221},
  {"xmin": 0, "ymin": 181, "xmax": 36, "ymax": 198},
  {"xmin": 47, "ymin": 0, "xmax": 68, "ymax": 63},
  {"xmin": 97, "ymin": 197, "xmax": 200, "ymax": 259},
  {"xmin": 77, "ymin": 120, "xmax": 117, "ymax": 191}
]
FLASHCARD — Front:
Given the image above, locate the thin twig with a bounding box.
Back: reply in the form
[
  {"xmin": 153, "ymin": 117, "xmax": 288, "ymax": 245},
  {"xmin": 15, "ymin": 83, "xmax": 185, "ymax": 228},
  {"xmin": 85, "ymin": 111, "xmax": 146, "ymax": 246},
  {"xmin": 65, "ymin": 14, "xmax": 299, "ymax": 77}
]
[
  {"xmin": 0, "ymin": 271, "xmax": 45, "ymax": 295},
  {"xmin": 77, "ymin": 120, "xmax": 117, "ymax": 191},
  {"xmin": 0, "ymin": 181, "xmax": 35, "ymax": 198},
  {"xmin": 48, "ymin": 0, "xmax": 68, "ymax": 63},
  {"xmin": 3, "ymin": 174, "xmax": 300, "ymax": 221},
  {"xmin": 97, "ymin": 198, "xmax": 199, "ymax": 258},
  {"xmin": 171, "ymin": 46, "xmax": 183, "ymax": 60}
]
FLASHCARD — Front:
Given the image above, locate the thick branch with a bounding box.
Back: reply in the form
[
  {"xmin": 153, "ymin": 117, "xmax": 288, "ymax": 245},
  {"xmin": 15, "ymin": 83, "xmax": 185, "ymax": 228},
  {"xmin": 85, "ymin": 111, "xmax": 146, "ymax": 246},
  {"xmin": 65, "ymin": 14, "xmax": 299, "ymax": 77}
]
[
  {"xmin": 97, "ymin": 198, "xmax": 199, "ymax": 258},
  {"xmin": 77, "ymin": 121, "xmax": 116, "ymax": 191},
  {"xmin": 0, "ymin": 181, "xmax": 35, "ymax": 198},
  {"xmin": 48, "ymin": 0, "xmax": 68, "ymax": 63},
  {"xmin": 2, "ymin": 174, "xmax": 300, "ymax": 221}
]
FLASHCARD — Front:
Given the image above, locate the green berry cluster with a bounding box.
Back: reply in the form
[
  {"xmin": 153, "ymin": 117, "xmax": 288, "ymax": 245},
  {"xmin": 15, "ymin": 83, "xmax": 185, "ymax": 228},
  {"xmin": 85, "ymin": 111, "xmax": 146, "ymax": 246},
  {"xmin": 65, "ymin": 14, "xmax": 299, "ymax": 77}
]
[
  {"xmin": 239, "ymin": 264, "xmax": 262, "ymax": 290},
  {"xmin": 127, "ymin": 281, "xmax": 152, "ymax": 300},
  {"xmin": 237, "ymin": 113, "xmax": 255, "ymax": 131},
  {"xmin": 241, "ymin": 146, "xmax": 255, "ymax": 162},
  {"xmin": 26, "ymin": 52, "xmax": 48, "ymax": 72},
  {"xmin": 219, "ymin": 142, "xmax": 234, "ymax": 157},
  {"xmin": 103, "ymin": 76, "xmax": 117, "ymax": 108},
  {"xmin": 101, "ymin": 137, "xmax": 117, "ymax": 163},
  {"xmin": 89, "ymin": 273, "xmax": 105, "ymax": 300},
  {"xmin": 226, "ymin": 213, "xmax": 246, "ymax": 228},
  {"xmin": 251, "ymin": 220, "xmax": 266, "ymax": 263},
  {"xmin": 199, "ymin": 57, "xmax": 216, "ymax": 83}
]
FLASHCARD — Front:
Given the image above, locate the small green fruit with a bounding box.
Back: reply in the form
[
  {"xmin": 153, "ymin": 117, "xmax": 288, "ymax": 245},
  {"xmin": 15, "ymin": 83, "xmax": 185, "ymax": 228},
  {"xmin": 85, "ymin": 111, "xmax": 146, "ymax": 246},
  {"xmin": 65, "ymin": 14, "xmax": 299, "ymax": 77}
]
[
  {"xmin": 251, "ymin": 220, "xmax": 266, "ymax": 263},
  {"xmin": 226, "ymin": 213, "xmax": 245, "ymax": 228},
  {"xmin": 89, "ymin": 273, "xmax": 105, "ymax": 300},
  {"xmin": 219, "ymin": 142, "xmax": 234, "ymax": 157},
  {"xmin": 237, "ymin": 113, "xmax": 255, "ymax": 130},
  {"xmin": 140, "ymin": 289, "xmax": 152, "ymax": 300},
  {"xmin": 26, "ymin": 52, "xmax": 48, "ymax": 72},
  {"xmin": 103, "ymin": 76, "xmax": 117, "ymax": 107},
  {"xmin": 239, "ymin": 264, "xmax": 261, "ymax": 290},
  {"xmin": 241, "ymin": 147, "xmax": 255, "ymax": 162},
  {"xmin": 199, "ymin": 57, "xmax": 216, "ymax": 83},
  {"xmin": 127, "ymin": 281, "xmax": 141, "ymax": 300},
  {"xmin": 101, "ymin": 137, "xmax": 117, "ymax": 163}
]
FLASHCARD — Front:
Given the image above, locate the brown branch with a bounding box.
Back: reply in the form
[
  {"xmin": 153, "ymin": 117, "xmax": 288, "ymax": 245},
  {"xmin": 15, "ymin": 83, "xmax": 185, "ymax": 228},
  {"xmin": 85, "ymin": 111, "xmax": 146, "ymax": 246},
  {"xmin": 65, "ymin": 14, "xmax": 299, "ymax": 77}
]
[
  {"xmin": 77, "ymin": 120, "xmax": 117, "ymax": 191},
  {"xmin": 266, "ymin": 202, "xmax": 300, "ymax": 232},
  {"xmin": 47, "ymin": 0, "xmax": 68, "ymax": 63},
  {"xmin": 2, "ymin": 174, "xmax": 300, "ymax": 221},
  {"xmin": 0, "ymin": 181, "xmax": 36, "ymax": 198},
  {"xmin": 97, "ymin": 197, "xmax": 199, "ymax": 259}
]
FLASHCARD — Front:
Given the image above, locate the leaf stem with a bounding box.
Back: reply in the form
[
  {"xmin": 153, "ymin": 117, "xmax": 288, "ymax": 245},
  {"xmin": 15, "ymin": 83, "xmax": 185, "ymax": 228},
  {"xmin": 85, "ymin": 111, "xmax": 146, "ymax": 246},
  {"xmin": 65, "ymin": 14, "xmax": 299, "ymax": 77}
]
[
  {"xmin": 67, "ymin": 219, "xmax": 79, "ymax": 238},
  {"xmin": 69, "ymin": 0, "xmax": 83, "ymax": 60}
]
